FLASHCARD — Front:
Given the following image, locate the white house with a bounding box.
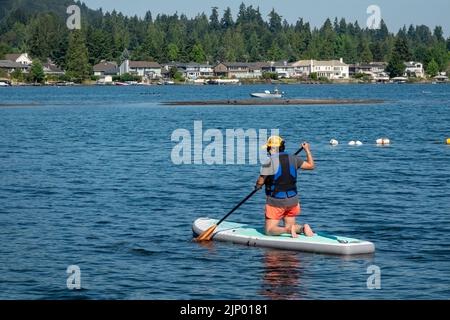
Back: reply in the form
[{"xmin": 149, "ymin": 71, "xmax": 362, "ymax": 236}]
[
  {"xmin": 267, "ymin": 61, "xmax": 296, "ymax": 78},
  {"xmin": 404, "ymin": 61, "xmax": 424, "ymax": 78},
  {"xmin": 120, "ymin": 60, "xmax": 161, "ymax": 79},
  {"xmin": 5, "ymin": 53, "xmax": 32, "ymax": 66},
  {"xmin": 293, "ymin": 59, "xmax": 349, "ymax": 79},
  {"xmin": 164, "ymin": 63, "xmax": 214, "ymax": 80}
]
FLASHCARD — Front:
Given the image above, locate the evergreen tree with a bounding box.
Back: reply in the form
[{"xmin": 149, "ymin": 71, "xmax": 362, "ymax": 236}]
[
  {"xmin": 87, "ymin": 28, "xmax": 113, "ymax": 65},
  {"xmin": 66, "ymin": 31, "xmax": 90, "ymax": 81},
  {"xmin": 386, "ymin": 53, "xmax": 406, "ymax": 78},
  {"xmin": 209, "ymin": 7, "xmax": 219, "ymax": 30},
  {"xmin": 30, "ymin": 59, "xmax": 45, "ymax": 83},
  {"xmin": 358, "ymin": 37, "xmax": 373, "ymax": 63},
  {"xmin": 268, "ymin": 9, "xmax": 282, "ymax": 33},
  {"xmin": 27, "ymin": 13, "xmax": 64, "ymax": 61},
  {"xmin": 433, "ymin": 26, "xmax": 444, "ymax": 42},
  {"xmin": 267, "ymin": 42, "xmax": 284, "ymax": 61},
  {"xmin": 318, "ymin": 18, "xmax": 337, "ymax": 59},
  {"xmin": 0, "ymin": 42, "xmax": 11, "ymax": 59},
  {"xmin": 144, "ymin": 11, "xmax": 152, "ymax": 23},
  {"xmin": 167, "ymin": 43, "xmax": 179, "ymax": 61},
  {"xmin": 221, "ymin": 7, "xmax": 233, "ymax": 29},
  {"xmin": 426, "ymin": 58, "xmax": 439, "ymax": 77},
  {"xmin": 190, "ymin": 43, "xmax": 206, "ymax": 63},
  {"xmin": 393, "ymin": 35, "xmax": 412, "ymax": 62}
]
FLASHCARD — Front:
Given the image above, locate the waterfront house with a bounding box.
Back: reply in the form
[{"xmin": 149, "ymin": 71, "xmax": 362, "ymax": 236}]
[
  {"xmin": 120, "ymin": 60, "xmax": 161, "ymax": 79},
  {"xmin": 349, "ymin": 62, "xmax": 388, "ymax": 82},
  {"xmin": 163, "ymin": 62, "xmax": 214, "ymax": 80},
  {"xmin": 349, "ymin": 62, "xmax": 387, "ymax": 76},
  {"xmin": 5, "ymin": 53, "xmax": 32, "ymax": 66},
  {"xmin": 213, "ymin": 62, "xmax": 270, "ymax": 79},
  {"xmin": 292, "ymin": 59, "xmax": 349, "ymax": 79},
  {"xmin": 291, "ymin": 60, "xmax": 312, "ymax": 78},
  {"xmin": 214, "ymin": 62, "xmax": 249, "ymax": 79},
  {"xmin": 43, "ymin": 61, "xmax": 65, "ymax": 76},
  {"xmin": 0, "ymin": 60, "xmax": 28, "ymax": 74},
  {"xmin": 404, "ymin": 61, "xmax": 424, "ymax": 78},
  {"xmin": 267, "ymin": 61, "xmax": 296, "ymax": 78},
  {"xmin": 93, "ymin": 61, "xmax": 118, "ymax": 77}
]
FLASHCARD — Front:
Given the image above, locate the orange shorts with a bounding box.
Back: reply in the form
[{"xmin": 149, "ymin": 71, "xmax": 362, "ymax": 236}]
[{"xmin": 265, "ymin": 203, "xmax": 301, "ymax": 220}]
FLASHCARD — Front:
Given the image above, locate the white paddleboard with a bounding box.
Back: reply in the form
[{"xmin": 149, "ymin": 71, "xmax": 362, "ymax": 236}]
[{"xmin": 193, "ymin": 218, "xmax": 375, "ymax": 255}]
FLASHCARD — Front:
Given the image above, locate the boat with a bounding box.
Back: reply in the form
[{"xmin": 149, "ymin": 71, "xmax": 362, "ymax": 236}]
[
  {"xmin": 114, "ymin": 81, "xmax": 130, "ymax": 86},
  {"xmin": 207, "ymin": 79, "xmax": 240, "ymax": 85},
  {"xmin": 193, "ymin": 218, "xmax": 375, "ymax": 255},
  {"xmin": 250, "ymin": 89, "xmax": 283, "ymax": 98},
  {"xmin": 0, "ymin": 81, "xmax": 11, "ymax": 87}
]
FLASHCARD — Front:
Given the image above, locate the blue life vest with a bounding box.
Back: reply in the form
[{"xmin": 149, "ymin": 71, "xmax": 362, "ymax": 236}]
[{"xmin": 265, "ymin": 152, "xmax": 298, "ymax": 199}]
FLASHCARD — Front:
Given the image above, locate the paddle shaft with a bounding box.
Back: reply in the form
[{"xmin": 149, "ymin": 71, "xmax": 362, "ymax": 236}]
[{"xmin": 215, "ymin": 146, "xmax": 305, "ymax": 227}]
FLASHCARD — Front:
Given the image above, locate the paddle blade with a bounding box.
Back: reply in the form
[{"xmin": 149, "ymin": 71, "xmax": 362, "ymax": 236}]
[{"xmin": 195, "ymin": 224, "xmax": 217, "ymax": 241}]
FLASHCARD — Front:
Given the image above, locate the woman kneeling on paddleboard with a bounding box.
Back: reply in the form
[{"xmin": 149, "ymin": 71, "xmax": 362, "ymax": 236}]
[{"xmin": 255, "ymin": 136, "xmax": 315, "ymax": 238}]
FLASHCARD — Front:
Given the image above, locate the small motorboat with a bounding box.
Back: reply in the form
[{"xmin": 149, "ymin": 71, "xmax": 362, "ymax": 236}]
[{"xmin": 250, "ymin": 89, "xmax": 283, "ymax": 98}]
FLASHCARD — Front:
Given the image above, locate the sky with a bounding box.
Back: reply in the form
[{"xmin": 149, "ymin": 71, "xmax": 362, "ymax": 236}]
[{"xmin": 82, "ymin": 0, "xmax": 450, "ymax": 36}]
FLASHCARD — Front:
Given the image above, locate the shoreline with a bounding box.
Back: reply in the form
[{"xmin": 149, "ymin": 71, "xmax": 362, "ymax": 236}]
[
  {"xmin": 164, "ymin": 98, "xmax": 385, "ymax": 106},
  {"xmin": 0, "ymin": 81, "xmax": 448, "ymax": 87}
]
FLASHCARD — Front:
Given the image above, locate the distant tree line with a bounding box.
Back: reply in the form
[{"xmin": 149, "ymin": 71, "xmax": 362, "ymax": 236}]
[{"xmin": 0, "ymin": 0, "xmax": 449, "ymax": 80}]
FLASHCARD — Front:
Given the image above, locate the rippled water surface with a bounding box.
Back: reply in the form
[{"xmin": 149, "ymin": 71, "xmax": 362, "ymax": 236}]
[{"xmin": 0, "ymin": 84, "xmax": 449, "ymax": 299}]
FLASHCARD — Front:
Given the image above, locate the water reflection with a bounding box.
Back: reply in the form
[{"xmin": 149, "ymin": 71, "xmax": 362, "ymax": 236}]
[{"xmin": 260, "ymin": 250, "xmax": 304, "ymax": 300}]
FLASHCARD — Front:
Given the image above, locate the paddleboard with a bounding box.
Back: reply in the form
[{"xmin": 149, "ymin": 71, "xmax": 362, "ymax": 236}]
[{"xmin": 193, "ymin": 218, "xmax": 375, "ymax": 255}]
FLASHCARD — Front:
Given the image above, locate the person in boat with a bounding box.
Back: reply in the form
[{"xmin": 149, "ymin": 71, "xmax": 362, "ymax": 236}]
[{"xmin": 255, "ymin": 136, "xmax": 315, "ymax": 238}]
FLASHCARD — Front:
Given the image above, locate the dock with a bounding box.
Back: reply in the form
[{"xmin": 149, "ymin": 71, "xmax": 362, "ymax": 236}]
[{"xmin": 163, "ymin": 99, "xmax": 384, "ymax": 106}]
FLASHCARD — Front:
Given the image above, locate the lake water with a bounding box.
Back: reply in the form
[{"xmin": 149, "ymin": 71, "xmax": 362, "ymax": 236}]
[{"xmin": 0, "ymin": 84, "xmax": 449, "ymax": 300}]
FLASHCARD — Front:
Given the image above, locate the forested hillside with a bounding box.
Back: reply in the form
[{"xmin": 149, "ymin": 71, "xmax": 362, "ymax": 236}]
[{"xmin": 1, "ymin": 0, "xmax": 449, "ymax": 78}]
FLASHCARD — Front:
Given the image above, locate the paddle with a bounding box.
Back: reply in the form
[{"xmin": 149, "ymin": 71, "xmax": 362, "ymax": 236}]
[{"xmin": 195, "ymin": 145, "xmax": 305, "ymax": 241}]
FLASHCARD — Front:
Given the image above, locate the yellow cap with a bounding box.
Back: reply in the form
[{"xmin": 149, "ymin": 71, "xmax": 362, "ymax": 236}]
[
  {"xmin": 446, "ymin": 138, "xmax": 450, "ymax": 145},
  {"xmin": 262, "ymin": 136, "xmax": 284, "ymax": 149}
]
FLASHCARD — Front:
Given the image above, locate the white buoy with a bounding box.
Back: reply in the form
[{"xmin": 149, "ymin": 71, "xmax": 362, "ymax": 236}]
[
  {"xmin": 348, "ymin": 141, "xmax": 356, "ymax": 146},
  {"xmin": 330, "ymin": 139, "xmax": 339, "ymax": 146},
  {"xmin": 355, "ymin": 141, "xmax": 363, "ymax": 146},
  {"xmin": 376, "ymin": 138, "xmax": 391, "ymax": 145}
]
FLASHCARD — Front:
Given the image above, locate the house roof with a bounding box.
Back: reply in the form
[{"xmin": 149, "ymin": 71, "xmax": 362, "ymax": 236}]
[
  {"xmin": 405, "ymin": 61, "xmax": 422, "ymax": 67},
  {"xmin": 293, "ymin": 59, "xmax": 348, "ymax": 67},
  {"xmin": 292, "ymin": 60, "xmax": 312, "ymax": 67},
  {"xmin": 129, "ymin": 61, "xmax": 161, "ymax": 68},
  {"xmin": 165, "ymin": 62, "xmax": 213, "ymax": 69},
  {"xmin": 270, "ymin": 61, "xmax": 294, "ymax": 67},
  {"xmin": 247, "ymin": 62, "xmax": 271, "ymax": 70},
  {"xmin": 220, "ymin": 62, "xmax": 251, "ymax": 68},
  {"xmin": 5, "ymin": 53, "xmax": 22, "ymax": 62},
  {"xmin": 0, "ymin": 60, "xmax": 24, "ymax": 68},
  {"xmin": 93, "ymin": 61, "xmax": 117, "ymax": 72},
  {"xmin": 43, "ymin": 63, "xmax": 64, "ymax": 74},
  {"xmin": 104, "ymin": 67, "xmax": 119, "ymax": 75},
  {"xmin": 314, "ymin": 60, "xmax": 348, "ymax": 67}
]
